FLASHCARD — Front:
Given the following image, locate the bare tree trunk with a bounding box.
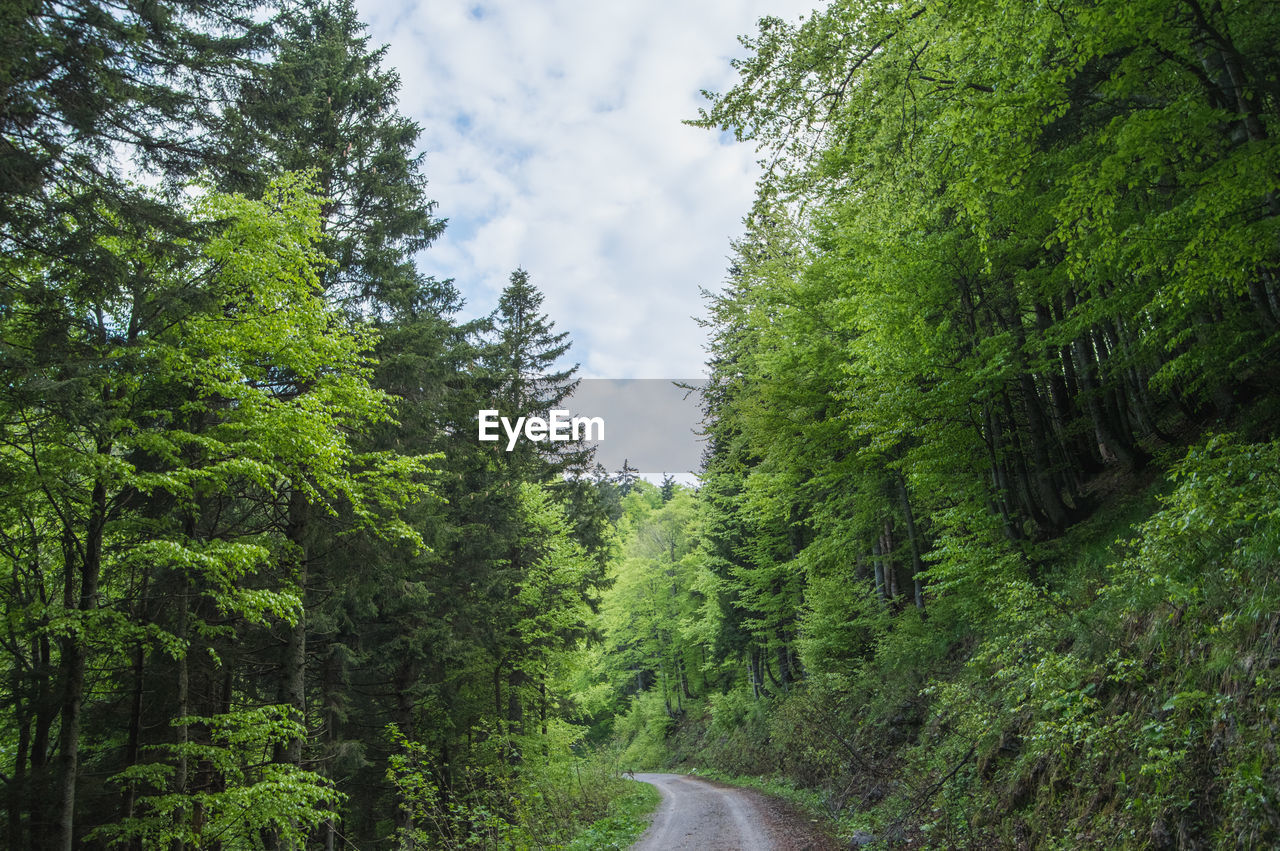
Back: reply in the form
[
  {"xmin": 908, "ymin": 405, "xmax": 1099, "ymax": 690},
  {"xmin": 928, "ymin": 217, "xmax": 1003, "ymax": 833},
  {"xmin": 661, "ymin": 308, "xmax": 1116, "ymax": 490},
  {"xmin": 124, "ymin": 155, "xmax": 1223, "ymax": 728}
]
[
  {"xmin": 896, "ymin": 475, "xmax": 927, "ymax": 612},
  {"xmin": 871, "ymin": 540, "xmax": 887, "ymax": 603},
  {"xmin": 56, "ymin": 475, "xmax": 106, "ymax": 851},
  {"xmin": 1065, "ymin": 292, "xmax": 1146, "ymax": 468},
  {"xmin": 281, "ymin": 487, "xmax": 309, "ymax": 768}
]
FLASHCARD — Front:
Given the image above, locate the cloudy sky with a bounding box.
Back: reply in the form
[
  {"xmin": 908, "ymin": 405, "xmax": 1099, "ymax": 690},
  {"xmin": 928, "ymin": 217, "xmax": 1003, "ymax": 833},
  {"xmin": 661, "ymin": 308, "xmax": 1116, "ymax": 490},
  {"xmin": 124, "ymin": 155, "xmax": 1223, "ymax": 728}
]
[{"xmin": 352, "ymin": 0, "xmax": 813, "ymax": 379}]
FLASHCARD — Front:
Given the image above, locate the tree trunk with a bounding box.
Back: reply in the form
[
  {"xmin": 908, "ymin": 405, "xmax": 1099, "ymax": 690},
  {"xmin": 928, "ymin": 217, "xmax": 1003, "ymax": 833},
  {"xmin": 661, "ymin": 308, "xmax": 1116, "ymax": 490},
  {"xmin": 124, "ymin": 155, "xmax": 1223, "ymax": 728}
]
[
  {"xmin": 982, "ymin": 402, "xmax": 1023, "ymax": 541},
  {"xmin": 393, "ymin": 658, "xmax": 417, "ymax": 838},
  {"xmin": 280, "ymin": 487, "xmax": 309, "ymax": 768},
  {"xmin": 8, "ymin": 673, "xmax": 29, "ymax": 849},
  {"xmin": 494, "ymin": 660, "xmax": 505, "ymax": 724},
  {"xmin": 175, "ymin": 578, "xmax": 190, "ymax": 851},
  {"xmin": 1065, "ymin": 292, "xmax": 1146, "ymax": 468},
  {"xmin": 56, "ymin": 475, "xmax": 106, "ymax": 851},
  {"xmin": 882, "ymin": 521, "xmax": 900, "ymax": 600},
  {"xmin": 321, "ymin": 648, "xmax": 343, "ymax": 851},
  {"xmin": 999, "ymin": 391, "xmax": 1048, "ymax": 530},
  {"xmin": 896, "ymin": 475, "xmax": 927, "ymax": 612},
  {"xmin": 871, "ymin": 540, "xmax": 887, "ymax": 603},
  {"xmin": 539, "ymin": 678, "xmax": 548, "ymax": 736},
  {"xmin": 776, "ymin": 638, "xmax": 792, "ymax": 691},
  {"xmin": 507, "ymin": 669, "xmax": 525, "ymax": 735},
  {"xmin": 29, "ymin": 633, "xmax": 54, "ymax": 850},
  {"xmin": 122, "ymin": 646, "xmax": 146, "ymax": 849},
  {"xmin": 1017, "ymin": 371, "xmax": 1070, "ymax": 532}
]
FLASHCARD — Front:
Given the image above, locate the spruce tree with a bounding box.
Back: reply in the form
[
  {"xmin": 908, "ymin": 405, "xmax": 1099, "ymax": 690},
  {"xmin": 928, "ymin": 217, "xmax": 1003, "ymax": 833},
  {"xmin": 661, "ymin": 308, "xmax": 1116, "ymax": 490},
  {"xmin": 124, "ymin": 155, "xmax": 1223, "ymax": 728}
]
[
  {"xmin": 219, "ymin": 0, "xmax": 445, "ymax": 313},
  {"xmin": 660, "ymin": 473, "xmax": 677, "ymax": 502},
  {"xmin": 486, "ymin": 269, "xmax": 577, "ymax": 408},
  {"xmin": 482, "ymin": 268, "xmax": 584, "ymax": 479},
  {"xmin": 615, "ymin": 460, "xmax": 641, "ymax": 496}
]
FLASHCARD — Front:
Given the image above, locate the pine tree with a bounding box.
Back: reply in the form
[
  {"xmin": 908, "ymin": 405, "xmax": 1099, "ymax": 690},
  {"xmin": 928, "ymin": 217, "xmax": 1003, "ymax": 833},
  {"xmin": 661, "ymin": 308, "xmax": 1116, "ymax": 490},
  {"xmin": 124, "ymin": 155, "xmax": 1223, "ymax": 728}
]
[
  {"xmin": 615, "ymin": 460, "xmax": 641, "ymax": 496},
  {"xmin": 219, "ymin": 0, "xmax": 445, "ymax": 313},
  {"xmin": 660, "ymin": 474, "xmax": 677, "ymax": 503},
  {"xmin": 1, "ymin": 0, "xmax": 262, "ymax": 226},
  {"xmin": 213, "ymin": 5, "xmax": 459, "ymax": 841},
  {"xmin": 486, "ymin": 269, "xmax": 576, "ymax": 407},
  {"xmin": 481, "ymin": 268, "xmax": 584, "ymax": 479}
]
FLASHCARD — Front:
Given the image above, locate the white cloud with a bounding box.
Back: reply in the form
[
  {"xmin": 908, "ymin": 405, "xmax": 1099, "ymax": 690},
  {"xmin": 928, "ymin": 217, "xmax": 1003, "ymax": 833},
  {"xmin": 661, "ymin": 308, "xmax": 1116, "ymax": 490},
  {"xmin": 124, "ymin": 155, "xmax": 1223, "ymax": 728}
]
[{"xmin": 355, "ymin": 0, "xmax": 814, "ymax": 378}]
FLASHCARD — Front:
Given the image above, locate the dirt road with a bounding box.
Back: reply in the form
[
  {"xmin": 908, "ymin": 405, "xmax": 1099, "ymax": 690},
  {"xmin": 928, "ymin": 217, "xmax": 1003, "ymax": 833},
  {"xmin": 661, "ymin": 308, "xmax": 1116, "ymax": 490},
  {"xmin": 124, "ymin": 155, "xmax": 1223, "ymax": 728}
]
[{"xmin": 630, "ymin": 773, "xmax": 839, "ymax": 851}]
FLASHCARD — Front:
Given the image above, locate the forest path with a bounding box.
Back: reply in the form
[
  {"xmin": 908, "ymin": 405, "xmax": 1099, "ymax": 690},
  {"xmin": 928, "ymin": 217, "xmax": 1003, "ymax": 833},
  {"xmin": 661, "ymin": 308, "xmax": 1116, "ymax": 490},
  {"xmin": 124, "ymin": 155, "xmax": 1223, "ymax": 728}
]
[{"xmin": 629, "ymin": 773, "xmax": 840, "ymax": 850}]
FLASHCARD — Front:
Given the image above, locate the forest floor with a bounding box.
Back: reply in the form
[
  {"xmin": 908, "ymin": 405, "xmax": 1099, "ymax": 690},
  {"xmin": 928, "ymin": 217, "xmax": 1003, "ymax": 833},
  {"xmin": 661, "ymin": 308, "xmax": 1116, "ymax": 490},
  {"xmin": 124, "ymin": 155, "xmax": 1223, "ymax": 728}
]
[{"xmin": 629, "ymin": 773, "xmax": 842, "ymax": 850}]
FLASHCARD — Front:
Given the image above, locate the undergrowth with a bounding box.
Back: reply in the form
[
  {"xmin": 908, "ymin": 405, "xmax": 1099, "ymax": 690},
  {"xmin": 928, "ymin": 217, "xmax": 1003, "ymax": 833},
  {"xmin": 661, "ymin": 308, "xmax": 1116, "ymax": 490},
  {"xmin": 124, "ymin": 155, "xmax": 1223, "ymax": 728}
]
[{"xmin": 388, "ymin": 728, "xmax": 660, "ymax": 849}]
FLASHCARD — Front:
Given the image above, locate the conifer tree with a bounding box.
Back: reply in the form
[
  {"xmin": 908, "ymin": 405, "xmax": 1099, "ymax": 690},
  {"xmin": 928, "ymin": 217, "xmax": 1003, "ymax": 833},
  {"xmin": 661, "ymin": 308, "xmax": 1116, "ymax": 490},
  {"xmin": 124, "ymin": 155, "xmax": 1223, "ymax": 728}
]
[
  {"xmin": 616, "ymin": 460, "xmax": 641, "ymax": 496},
  {"xmin": 486, "ymin": 270, "xmax": 577, "ymax": 408},
  {"xmin": 219, "ymin": 0, "xmax": 445, "ymax": 313},
  {"xmin": 660, "ymin": 474, "xmax": 677, "ymax": 503},
  {"xmin": 482, "ymin": 268, "xmax": 584, "ymax": 479}
]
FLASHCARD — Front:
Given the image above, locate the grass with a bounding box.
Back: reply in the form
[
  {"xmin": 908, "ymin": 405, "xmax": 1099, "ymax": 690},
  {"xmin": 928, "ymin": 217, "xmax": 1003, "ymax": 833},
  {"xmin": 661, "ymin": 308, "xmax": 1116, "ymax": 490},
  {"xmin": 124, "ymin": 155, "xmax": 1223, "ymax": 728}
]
[{"xmin": 562, "ymin": 777, "xmax": 660, "ymax": 850}]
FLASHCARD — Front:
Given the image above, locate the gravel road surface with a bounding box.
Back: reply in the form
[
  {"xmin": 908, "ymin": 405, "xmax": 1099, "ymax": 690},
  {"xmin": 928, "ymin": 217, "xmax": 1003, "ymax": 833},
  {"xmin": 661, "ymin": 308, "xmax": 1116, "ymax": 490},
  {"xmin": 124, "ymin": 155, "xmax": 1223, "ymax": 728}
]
[{"xmin": 630, "ymin": 773, "xmax": 839, "ymax": 851}]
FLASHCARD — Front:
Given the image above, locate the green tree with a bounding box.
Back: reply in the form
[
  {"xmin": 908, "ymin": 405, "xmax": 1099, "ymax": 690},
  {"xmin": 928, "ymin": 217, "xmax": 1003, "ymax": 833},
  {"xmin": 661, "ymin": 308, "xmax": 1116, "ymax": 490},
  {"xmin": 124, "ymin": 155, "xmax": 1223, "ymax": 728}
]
[
  {"xmin": 615, "ymin": 460, "xmax": 640, "ymax": 496},
  {"xmin": 0, "ymin": 173, "xmax": 431, "ymax": 847},
  {"xmin": 659, "ymin": 474, "xmax": 677, "ymax": 503},
  {"xmin": 599, "ymin": 487, "xmax": 703, "ymax": 716},
  {"xmin": 480, "ymin": 268, "xmax": 584, "ymax": 479},
  {"xmin": 219, "ymin": 0, "xmax": 445, "ymax": 313},
  {"xmin": 213, "ymin": 7, "xmax": 461, "ymax": 841}
]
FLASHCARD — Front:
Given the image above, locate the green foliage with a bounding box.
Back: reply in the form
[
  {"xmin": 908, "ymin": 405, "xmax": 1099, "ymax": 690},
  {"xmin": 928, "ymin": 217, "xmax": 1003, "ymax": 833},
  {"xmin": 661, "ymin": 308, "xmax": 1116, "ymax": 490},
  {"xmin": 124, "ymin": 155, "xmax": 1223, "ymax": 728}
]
[
  {"xmin": 0, "ymin": 168, "xmax": 437, "ymax": 845},
  {"xmin": 7, "ymin": 0, "xmax": 1280, "ymax": 847},
  {"xmin": 219, "ymin": 0, "xmax": 445, "ymax": 311},
  {"xmin": 91, "ymin": 706, "xmax": 341, "ymax": 849},
  {"xmin": 796, "ymin": 573, "xmax": 886, "ymax": 681},
  {"xmin": 612, "ymin": 690, "xmax": 677, "ymax": 771},
  {"xmin": 609, "ymin": 2, "xmax": 1280, "ymax": 844},
  {"xmin": 387, "ymin": 728, "xmax": 657, "ymax": 850},
  {"xmin": 809, "ymin": 437, "xmax": 1280, "ymax": 848}
]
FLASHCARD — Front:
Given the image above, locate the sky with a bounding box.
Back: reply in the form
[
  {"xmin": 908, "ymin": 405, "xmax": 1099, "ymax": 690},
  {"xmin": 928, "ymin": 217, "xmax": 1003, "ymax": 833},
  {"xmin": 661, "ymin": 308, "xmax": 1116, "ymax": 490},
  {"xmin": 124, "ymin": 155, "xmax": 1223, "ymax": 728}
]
[{"xmin": 352, "ymin": 0, "xmax": 813, "ymax": 379}]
